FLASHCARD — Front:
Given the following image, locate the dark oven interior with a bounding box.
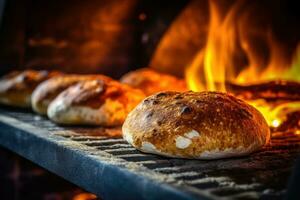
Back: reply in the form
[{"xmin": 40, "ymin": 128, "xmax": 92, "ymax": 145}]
[
  {"xmin": 1, "ymin": 0, "xmax": 299, "ymax": 78},
  {"xmin": 0, "ymin": 0, "xmax": 189, "ymax": 77}
]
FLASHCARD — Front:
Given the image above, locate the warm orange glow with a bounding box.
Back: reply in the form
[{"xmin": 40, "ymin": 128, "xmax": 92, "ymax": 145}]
[
  {"xmin": 73, "ymin": 193, "xmax": 97, "ymax": 200},
  {"xmin": 185, "ymin": 0, "xmax": 300, "ymax": 127},
  {"xmin": 271, "ymin": 119, "xmax": 281, "ymax": 128},
  {"xmin": 139, "ymin": 13, "xmax": 147, "ymax": 21}
]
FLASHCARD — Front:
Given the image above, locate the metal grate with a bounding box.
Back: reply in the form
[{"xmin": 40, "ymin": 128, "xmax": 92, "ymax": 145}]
[{"xmin": 1, "ymin": 107, "xmax": 300, "ymax": 200}]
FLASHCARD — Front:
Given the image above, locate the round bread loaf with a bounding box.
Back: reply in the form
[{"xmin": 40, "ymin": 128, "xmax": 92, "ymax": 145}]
[
  {"xmin": 47, "ymin": 79, "xmax": 145, "ymax": 126},
  {"xmin": 122, "ymin": 91, "xmax": 270, "ymax": 159},
  {"xmin": 120, "ymin": 68, "xmax": 187, "ymax": 95},
  {"xmin": 0, "ymin": 70, "xmax": 61, "ymax": 108},
  {"xmin": 32, "ymin": 74, "xmax": 113, "ymax": 115}
]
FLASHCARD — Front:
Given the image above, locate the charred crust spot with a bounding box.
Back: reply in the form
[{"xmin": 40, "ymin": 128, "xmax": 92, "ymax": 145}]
[
  {"xmin": 151, "ymin": 130, "xmax": 160, "ymax": 137},
  {"xmin": 175, "ymin": 101, "xmax": 182, "ymax": 105},
  {"xmin": 157, "ymin": 120, "xmax": 162, "ymax": 126},
  {"xmin": 146, "ymin": 111, "xmax": 154, "ymax": 118},
  {"xmin": 195, "ymin": 99, "xmax": 205, "ymax": 104},
  {"xmin": 180, "ymin": 106, "xmax": 192, "ymax": 115},
  {"xmin": 174, "ymin": 95, "xmax": 184, "ymax": 100},
  {"xmin": 143, "ymin": 99, "xmax": 150, "ymax": 104},
  {"xmin": 155, "ymin": 92, "xmax": 168, "ymax": 98},
  {"xmin": 175, "ymin": 121, "xmax": 181, "ymax": 127},
  {"xmin": 238, "ymin": 108, "xmax": 253, "ymax": 119},
  {"xmin": 22, "ymin": 75, "xmax": 30, "ymax": 82},
  {"xmin": 152, "ymin": 129, "xmax": 157, "ymax": 133},
  {"xmin": 152, "ymin": 100, "xmax": 159, "ymax": 105},
  {"xmin": 78, "ymin": 84, "xmax": 84, "ymax": 90}
]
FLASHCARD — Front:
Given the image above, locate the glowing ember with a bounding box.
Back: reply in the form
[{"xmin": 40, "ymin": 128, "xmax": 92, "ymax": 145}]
[
  {"xmin": 271, "ymin": 119, "xmax": 281, "ymax": 128},
  {"xmin": 185, "ymin": 0, "xmax": 300, "ymax": 127}
]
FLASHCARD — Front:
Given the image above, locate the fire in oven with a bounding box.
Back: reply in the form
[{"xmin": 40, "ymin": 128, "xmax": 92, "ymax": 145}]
[{"xmin": 0, "ymin": 0, "xmax": 300, "ymax": 199}]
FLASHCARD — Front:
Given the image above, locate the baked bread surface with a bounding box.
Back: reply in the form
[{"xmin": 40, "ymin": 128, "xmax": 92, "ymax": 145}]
[
  {"xmin": 120, "ymin": 68, "xmax": 187, "ymax": 95},
  {"xmin": 122, "ymin": 91, "xmax": 270, "ymax": 159},
  {"xmin": 0, "ymin": 70, "xmax": 60, "ymax": 107},
  {"xmin": 32, "ymin": 74, "xmax": 112, "ymax": 115},
  {"xmin": 48, "ymin": 79, "xmax": 145, "ymax": 126}
]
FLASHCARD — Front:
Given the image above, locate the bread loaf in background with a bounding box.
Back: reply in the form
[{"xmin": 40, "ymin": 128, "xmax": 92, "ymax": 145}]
[
  {"xmin": 48, "ymin": 79, "xmax": 145, "ymax": 126},
  {"xmin": 120, "ymin": 68, "xmax": 187, "ymax": 96},
  {"xmin": 0, "ymin": 70, "xmax": 61, "ymax": 108},
  {"xmin": 32, "ymin": 74, "xmax": 112, "ymax": 115}
]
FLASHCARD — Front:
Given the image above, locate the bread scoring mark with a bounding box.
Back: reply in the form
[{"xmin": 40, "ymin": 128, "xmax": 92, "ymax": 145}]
[
  {"xmin": 184, "ymin": 130, "xmax": 200, "ymax": 139},
  {"xmin": 175, "ymin": 136, "xmax": 192, "ymax": 149}
]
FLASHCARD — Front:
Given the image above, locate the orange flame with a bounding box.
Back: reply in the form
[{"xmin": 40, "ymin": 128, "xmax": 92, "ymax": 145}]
[{"xmin": 185, "ymin": 0, "xmax": 300, "ymax": 127}]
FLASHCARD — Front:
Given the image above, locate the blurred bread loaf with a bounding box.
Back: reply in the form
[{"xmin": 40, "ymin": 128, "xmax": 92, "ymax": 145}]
[
  {"xmin": 48, "ymin": 79, "xmax": 145, "ymax": 126},
  {"xmin": 0, "ymin": 70, "xmax": 61, "ymax": 108},
  {"xmin": 120, "ymin": 68, "xmax": 187, "ymax": 95},
  {"xmin": 32, "ymin": 74, "xmax": 112, "ymax": 115}
]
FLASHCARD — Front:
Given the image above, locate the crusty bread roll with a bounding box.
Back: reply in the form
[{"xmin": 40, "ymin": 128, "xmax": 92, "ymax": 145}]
[
  {"xmin": 0, "ymin": 70, "xmax": 61, "ymax": 108},
  {"xmin": 47, "ymin": 79, "xmax": 145, "ymax": 126},
  {"xmin": 32, "ymin": 74, "xmax": 113, "ymax": 115},
  {"xmin": 123, "ymin": 91, "xmax": 270, "ymax": 159},
  {"xmin": 120, "ymin": 68, "xmax": 187, "ymax": 95}
]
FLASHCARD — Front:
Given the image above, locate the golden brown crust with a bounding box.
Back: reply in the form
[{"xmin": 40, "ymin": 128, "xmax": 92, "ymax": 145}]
[
  {"xmin": 120, "ymin": 68, "xmax": 187, "ymax": 95},
  {"xmin": 122, "ymin": 91, "xmax": 270, "ymax": 159},
  {"xmin": 47, "ymin": 79, "xmax": 145, "ymax": 126},
  {"xmin": 55, "ymin": 79, "xmax": 107, "ymax": 108},
  {"xmin": 0, "ymin": 70, "xmax": 61, "ymax": 107},
  {"xmin": 31, "ymin": 74, "xmax": 113, "ymax": 114}
]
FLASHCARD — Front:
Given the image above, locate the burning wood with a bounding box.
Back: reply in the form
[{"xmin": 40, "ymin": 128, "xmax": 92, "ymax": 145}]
[
  {"xmin": 227, "ymin": 80, "xmax": 300, "ymax": 129},
  {"xmin": 274, "ymin": 111, "xmax": 300, "ymax": 132},
  {"xmin": 227, "ymin": 80, "xmax": 300, "ymax": 102}
]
